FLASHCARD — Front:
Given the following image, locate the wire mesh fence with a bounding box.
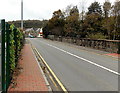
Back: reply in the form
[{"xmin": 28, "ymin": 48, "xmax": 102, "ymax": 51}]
[{"xmin": 0, "ymin": 19, "xmax": 25, "ymax": 92}]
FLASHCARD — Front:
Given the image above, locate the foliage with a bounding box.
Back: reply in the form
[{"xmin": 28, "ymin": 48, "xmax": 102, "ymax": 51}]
[
  {"xmin": 43, "ymin": 23, "xmax": 49, "ymax": 38},
  {"xmin": 15, "ymin": 28, "xmax": 23, "ymax": 59},
  {"xmin": 86, "ymin": 33, "xmax": 107, "ymax": 39},
  {"xmin": 87, "ymin": 1, "xmax": 102, "ymax": 15},
  {"xmin": 102, "ymin": 16, "xmax": 115, "ymax": 39},
  {"xmin": 9, "ymin": 24, "xmax": 16, "ymax": 71},
  {"xmin": 113, "ymin": 1, "xmax": 120, "ymax": 39},
  {"xmin": 84, "ymin": 13, "xmax": 103, "ymax": 35},
  {"xmin": 64, "ymin": 6, "xmax": 80, "ymax": 37},
  {"xmin": 43, "ymin": 1, "xmax": 120, "ymax": 40},
  {"xmin": 9, "ymin": 24, "xmax": 24, "ymax": 73},
  {"xmin": 103, "ymin": 1, "xmax": 111, "ymax": 18},
  {"xmin": 8, "ymin": 20, "xmax": 48, "ymax": 29},
  {"xmin": 48, "ymin": 9, "xmax": 65, "ymax": 36}
]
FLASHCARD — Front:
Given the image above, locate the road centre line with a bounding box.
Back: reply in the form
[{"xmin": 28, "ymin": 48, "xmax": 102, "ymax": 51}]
[{"xmin": 40, "ymin": 41, "xmax": 120, "ymax": 76}]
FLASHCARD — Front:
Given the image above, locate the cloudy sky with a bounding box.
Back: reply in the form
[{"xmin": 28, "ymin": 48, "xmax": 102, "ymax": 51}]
[{"xmin": 0, "ymin": 0, "xmax": 115, "ymax": 21}]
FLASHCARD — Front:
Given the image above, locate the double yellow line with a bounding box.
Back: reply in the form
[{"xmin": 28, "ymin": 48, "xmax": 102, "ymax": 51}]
[{"xmin": 30, "ymin": 42, "xmax": 68, "ymax": 93}]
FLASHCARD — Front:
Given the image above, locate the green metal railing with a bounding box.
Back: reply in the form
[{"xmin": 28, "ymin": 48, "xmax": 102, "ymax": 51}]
[
  {"xmin": 0, "ymin": 19, "xmax": 24, "ymax": 92},
  {"xmin": 1, "ymin": 19, "xmax": 6, "ymax": 92},
  {"xmin": 6, "ymin": 23, "xmax": 11, "ymax": 91}
]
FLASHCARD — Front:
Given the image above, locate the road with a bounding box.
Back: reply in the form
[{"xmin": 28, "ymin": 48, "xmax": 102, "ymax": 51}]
[{"xmin": 28, "ymin": 38, "xmax": 118, "ymax": 91}]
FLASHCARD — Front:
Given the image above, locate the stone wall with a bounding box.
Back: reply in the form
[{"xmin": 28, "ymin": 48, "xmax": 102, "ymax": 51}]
[{"xmin": 51, "ymin": 36, "xmax": 120, "ymax": 53}]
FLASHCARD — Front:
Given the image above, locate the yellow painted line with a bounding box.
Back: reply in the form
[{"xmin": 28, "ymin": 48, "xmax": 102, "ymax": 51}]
[
  {"xmin": 34, "ymin": 48, "xmax": 68, "ymax": 93},
  {"xmin": 31, "ymin": 45, "xmax": 61, "ymax": 91},
  {"xmin": 46, "ymin": 70, "xmax": 60, "ymax": 90},
  {"xmin": 28, "ymin": 40, "xmax": 68, "ymax": 92},
  {"xmin": 33, "ymin": 49, "xmax": 59, "ymax": 90}
]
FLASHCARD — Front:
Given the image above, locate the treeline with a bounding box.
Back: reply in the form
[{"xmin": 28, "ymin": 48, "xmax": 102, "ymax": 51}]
[
  {"xmin": 8, "ymin": 20, "xmax": 48, "ymax": 29},
  {"xmin": 43, "ymin": 1, "xmax": 120, "ymax": 40}
]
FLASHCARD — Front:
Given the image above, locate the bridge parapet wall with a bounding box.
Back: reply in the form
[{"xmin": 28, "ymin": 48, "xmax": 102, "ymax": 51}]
[{"xmin": 51, "ymin": 36, "xmax": 120, "ymax": 53}]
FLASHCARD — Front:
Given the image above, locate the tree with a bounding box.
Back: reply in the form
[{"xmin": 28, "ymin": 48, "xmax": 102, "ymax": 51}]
[
  {"xmin": 63, "ymin": 5, "xmax": 73, "ymax": 18},
  {"xmin": 101, "ymin": 0, "xmax": 120, "ymax": 40},
  {"xmin": 113, "ymin": 0, "xmax": 120, "ymax": 39},
  {"xmin": 102, "ymin": 1, "xmax": 112, "ymax": 39},
  {"xmin": 84, "ymin": 13, "xmax": 103, "ymax": 36},
  {"xmin": 70, "ymin": 6, "xmax": 79, "ymax": 17},
  {"xmin": 87, "ymin": 1, "xmax": 102, "ymax": 15},
  {"xmin": 64, "ymin": 6, "xmax": 80, "ymax": 37},
  {"xmin": 43, "ymin": 1, "xmax": 119, "ymax": 40},
  {"xmin": 8, "ymin": 20, "xmax": 48, "ymax": 29},
  {"xmin": 43, "ymin": 23, "xmax": 49, "ymax": 38},
  {"xmin": 103, "ymin": 1, "xmax": 111, "ymax": 18},
  {"xmin": 102, "ymin": 16, "xmax": 115, "ymax": 39},
  {"xmin": 79, "ymin": 0, "xmax": 87, "ymax": 21},
  {"xmin": 53, "ymin": 9, "xmax": 64, "ymax": 19},
  {"xmin": 46, "ymin": 9, "xmax": 65, "ymax": 36},
  {"xmin": 83, "ymin": 1, "xmax": 104, "ymax": 39}
]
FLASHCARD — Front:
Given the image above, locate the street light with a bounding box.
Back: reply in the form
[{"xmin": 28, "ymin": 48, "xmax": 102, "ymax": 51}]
[{"xmin": 21, "ymin": 0, "xmax": 23, "ymax": 29}]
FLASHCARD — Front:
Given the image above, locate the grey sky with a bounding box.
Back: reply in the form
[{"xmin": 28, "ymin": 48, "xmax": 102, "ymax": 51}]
[{"xmin": 0, "ymin": 0, "xmax": 115, "ymax": 21}]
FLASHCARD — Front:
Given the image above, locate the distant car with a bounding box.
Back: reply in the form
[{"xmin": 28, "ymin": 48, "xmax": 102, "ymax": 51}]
[{"xmin": 29, "ymin": 35, "xmax": 34, "ymax": 38}]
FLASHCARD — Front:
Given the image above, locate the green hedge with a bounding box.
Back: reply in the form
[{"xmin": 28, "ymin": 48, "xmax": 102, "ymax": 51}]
[{"xmin": 9, "ymin": 24, "xmax": 24, "ymax": 73}]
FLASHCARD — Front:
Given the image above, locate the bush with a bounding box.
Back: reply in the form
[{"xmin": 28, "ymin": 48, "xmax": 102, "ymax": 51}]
[
  {"xmin": 9, "ymin": 24, "xmax": 24, "ymax": 73},
  {"xmin": 86, "ymin": 33, "xmax": 107, "ymax": 39},
  {"xmin": 9, "ymin": 24, "xmax": 16, "ymax": 72}
]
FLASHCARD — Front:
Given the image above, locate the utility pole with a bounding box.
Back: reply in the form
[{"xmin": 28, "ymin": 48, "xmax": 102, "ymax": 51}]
[{"xmin": 21, "ymin": 0, "xmax": 23, "ymax": 29}]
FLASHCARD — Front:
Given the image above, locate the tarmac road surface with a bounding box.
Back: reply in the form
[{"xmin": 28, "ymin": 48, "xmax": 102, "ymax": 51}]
[{"xmin": 28, "ymin": 38, "xmax": 118, "ymax": 91}]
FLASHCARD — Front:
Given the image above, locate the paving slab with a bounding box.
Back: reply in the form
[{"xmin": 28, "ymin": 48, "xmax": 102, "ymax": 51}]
[{"xmin": 8, "ymin": 44, "xmax": 48, "ymax": 92}]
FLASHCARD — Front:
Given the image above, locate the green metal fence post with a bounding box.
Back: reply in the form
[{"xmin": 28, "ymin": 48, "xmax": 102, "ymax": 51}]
[
  {"xmin": 6, "ymin": 23, "xmax": 10, "ymax": 91},
  {"xmin": 1, "ymin": 19, "xmax": 6, "ymax": 92}
]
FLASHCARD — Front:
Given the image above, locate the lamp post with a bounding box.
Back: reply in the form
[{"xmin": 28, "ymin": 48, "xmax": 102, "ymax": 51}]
[{"xmin": 21, "ymin": 0, "xmax": 23, "ymax": 29}]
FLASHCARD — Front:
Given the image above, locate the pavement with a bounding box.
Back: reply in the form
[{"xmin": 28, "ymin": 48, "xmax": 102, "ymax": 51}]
[
  {"xmin": 8, "ymin": 44, "xmax": 49, "ymax": 92},
  {"xmin": 28, "ymin": 38, "xmax": 119, "ymax": 91}
]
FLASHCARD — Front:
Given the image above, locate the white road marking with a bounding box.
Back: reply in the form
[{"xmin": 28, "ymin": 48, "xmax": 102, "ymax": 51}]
[{"xmin": 40, "ymin": 41, "xmax": 120, "ymax": 76}]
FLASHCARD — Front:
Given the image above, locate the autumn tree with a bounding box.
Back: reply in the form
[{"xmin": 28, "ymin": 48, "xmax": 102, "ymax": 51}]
[
  {"xmin": 64, "ymin": 6, "xmax": 80, "ymax": 37},
  {"xmin": 102, "ymin": 1, "xmax": 114, "ymax": 39},
  {"xmin": 43, "ymin": 23, "xmax": 49, "ymax": 38},
  {"xmin": 8, "ymin": 20, "xmax": 48, "ymax": 29},
  {"xmin": 102, "ymin": 0, "xmax": 120, "ymax": 40},
  {"xmin": 102, "ymin": 16, "xmax": 115, "ymax": 39},
  {"xmin": 103, "ymin": 1, "xmax": 111, "ymax": 18},
  {"xmin": 63, "ymin": 5, "xmax": 73, "ymax": 18},
  {"xmin": 84, "ymin": 13, "xmax": 103, "ymax": 34},
  {"xmin": 43, "ymin": 1, "xmax": 119, "ymax": 40},
  {"xmin": 113, "ymin": 0, "xmax": 120, "ymax": 39},
  {"xmin": 83, "ymin": 1, "xmax": 104, "ymax": 39},
  {"xmin": 87, "ymin": 1, "xmax": 102, "ymax": 15},
  {"xmin": 46, "ymin": 9, "xmax": 65, "ymax": 36}
]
